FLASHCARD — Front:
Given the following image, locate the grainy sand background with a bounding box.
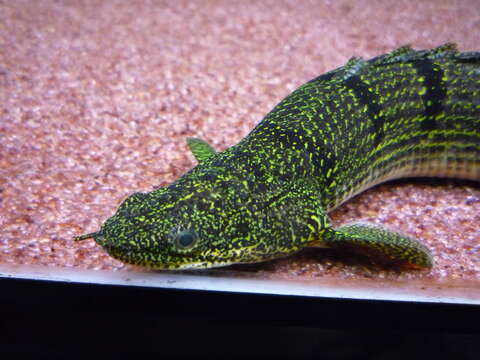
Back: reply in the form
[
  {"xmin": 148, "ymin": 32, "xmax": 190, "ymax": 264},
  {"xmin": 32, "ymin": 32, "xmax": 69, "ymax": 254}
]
[{"xmin": 1, "ymin": 0, "xmax": 479, "ymax": 284}]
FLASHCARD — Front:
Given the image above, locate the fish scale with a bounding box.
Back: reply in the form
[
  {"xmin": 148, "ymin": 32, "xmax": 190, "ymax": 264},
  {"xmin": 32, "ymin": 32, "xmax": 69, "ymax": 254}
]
[{"xmin": 75, "ymin": 44, "xmax": 480, "ymax": 270}]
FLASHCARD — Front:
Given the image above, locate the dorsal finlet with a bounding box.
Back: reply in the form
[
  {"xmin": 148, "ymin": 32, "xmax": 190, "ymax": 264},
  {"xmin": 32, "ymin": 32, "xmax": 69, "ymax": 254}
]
[{"xmin": 186, "ymin": 137, "xmax": 217, "ymax": 163}]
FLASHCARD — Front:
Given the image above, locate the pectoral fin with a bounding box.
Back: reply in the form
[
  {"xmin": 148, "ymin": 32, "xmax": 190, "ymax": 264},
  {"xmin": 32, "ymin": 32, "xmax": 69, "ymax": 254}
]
[{"xmin": 323, "ymin": 223, "xmax": 433, "ymax": 269}]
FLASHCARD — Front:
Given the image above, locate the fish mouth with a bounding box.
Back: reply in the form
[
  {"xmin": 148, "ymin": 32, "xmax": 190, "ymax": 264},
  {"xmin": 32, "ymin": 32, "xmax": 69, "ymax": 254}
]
[
  {"xmin": 105, "ymin": 242, "xmax": 239, "ymax": 270},
  {"xmin": 107, "ymin": 249, "xmax": 232, "ymax": 270},
  {"xmin": 74, "ymin": 228, "xmax": 239, "ymax": 270}
]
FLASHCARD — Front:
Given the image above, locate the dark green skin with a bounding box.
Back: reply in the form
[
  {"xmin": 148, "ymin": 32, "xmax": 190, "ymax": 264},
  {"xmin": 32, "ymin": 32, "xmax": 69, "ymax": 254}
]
[{"xmin": 75, "ymin": 44, "xmax": 480, "ymax": 269}]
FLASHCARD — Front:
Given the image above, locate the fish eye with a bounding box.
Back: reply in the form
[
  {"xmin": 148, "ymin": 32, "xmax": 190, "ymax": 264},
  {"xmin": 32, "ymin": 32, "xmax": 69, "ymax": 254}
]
[{"xmin": 174, "ymin": 230, "xmax": 197, "ymax": 249}]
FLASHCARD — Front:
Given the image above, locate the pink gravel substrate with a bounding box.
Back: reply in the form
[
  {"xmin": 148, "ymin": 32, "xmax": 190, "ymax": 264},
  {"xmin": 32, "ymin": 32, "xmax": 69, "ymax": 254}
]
[{"xmin": 1, "ymin": 1, "xmax": 479, "ymax": 286}]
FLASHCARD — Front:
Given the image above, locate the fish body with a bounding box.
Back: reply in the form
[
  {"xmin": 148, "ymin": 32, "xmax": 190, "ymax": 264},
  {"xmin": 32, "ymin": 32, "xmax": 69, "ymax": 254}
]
[{"xmin": 75, "ymin": 44, "xmax": 480, "ymax": 270}]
